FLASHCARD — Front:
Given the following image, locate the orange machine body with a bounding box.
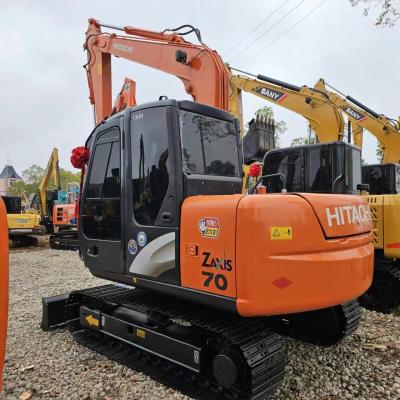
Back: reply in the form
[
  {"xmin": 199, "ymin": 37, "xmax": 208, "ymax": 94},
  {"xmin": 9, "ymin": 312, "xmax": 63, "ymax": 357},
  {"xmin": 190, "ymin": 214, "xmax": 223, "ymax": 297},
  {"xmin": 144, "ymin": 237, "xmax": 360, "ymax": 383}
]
[
  {"xmin": 0, "ymin": 199, "xmax": 9, "ymax": 390},
  {"xmin": 52, "ymin": 203, "xmax": 77, "ymax": 231},
  {"xmin": 180, "ymin": 193, "xmax": 374, "ymax": 317}
]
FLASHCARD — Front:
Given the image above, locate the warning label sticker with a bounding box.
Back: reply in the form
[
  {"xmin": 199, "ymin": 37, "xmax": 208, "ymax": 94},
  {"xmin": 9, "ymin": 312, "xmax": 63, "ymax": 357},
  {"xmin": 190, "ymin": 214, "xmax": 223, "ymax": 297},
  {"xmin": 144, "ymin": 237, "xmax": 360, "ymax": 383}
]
[{"xmin": 270, "ymin": 227, "xmax": 292, "ymax": 240}]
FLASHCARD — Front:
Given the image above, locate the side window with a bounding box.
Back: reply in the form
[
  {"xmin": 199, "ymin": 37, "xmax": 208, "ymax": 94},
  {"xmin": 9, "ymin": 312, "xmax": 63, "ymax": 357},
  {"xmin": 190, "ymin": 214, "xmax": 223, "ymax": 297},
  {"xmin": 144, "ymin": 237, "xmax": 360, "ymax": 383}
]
[
  {"xmin": 83, "ymin": 129, "xmax": 121, "ymax": 240},
  {"xmin": 263, "ymin": 151, "xmax": 302, "ymax": 192},
  {"xmin": 307, "ymin": 147, "xmax": 332, "ymax": 192},
  {"xmin": 131, "ymin": 108, "xmax": 169, "ymax": 226}
]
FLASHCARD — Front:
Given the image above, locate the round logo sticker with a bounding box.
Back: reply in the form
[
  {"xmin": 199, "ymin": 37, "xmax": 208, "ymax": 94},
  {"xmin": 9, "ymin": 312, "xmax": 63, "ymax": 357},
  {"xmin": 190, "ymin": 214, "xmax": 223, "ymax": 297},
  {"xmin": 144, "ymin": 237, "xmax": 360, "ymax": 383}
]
[
  {"xmin": 128, "ymin": 239, "xmax": 138, "ymax": 255},
  {"xmin": 137, "ymin": 231, "xmax": 147, "ymax": 247}
]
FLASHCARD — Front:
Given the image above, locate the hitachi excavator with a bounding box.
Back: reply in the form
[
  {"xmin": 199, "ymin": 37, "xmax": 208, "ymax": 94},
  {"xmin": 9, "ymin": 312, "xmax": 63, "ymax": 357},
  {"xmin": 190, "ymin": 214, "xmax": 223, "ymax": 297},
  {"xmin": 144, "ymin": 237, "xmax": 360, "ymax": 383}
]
[
  {"xmin": 41, "ymin": 19, "xmax": 374, "ymax": 399},
  {"xmin": 313, "ymin": 79, "xmax": 400, "ymax": 313},
  {"xmin": 0, "ymin": 198, "xmax": 9, "ymax": 391}
]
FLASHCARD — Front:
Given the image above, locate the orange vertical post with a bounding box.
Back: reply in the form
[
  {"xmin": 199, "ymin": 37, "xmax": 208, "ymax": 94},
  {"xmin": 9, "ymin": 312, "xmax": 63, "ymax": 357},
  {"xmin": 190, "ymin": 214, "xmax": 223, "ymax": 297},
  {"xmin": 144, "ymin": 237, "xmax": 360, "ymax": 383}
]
[{"xmin": 0, "ymin": 199, "xmax": 8, "ymax": 390}]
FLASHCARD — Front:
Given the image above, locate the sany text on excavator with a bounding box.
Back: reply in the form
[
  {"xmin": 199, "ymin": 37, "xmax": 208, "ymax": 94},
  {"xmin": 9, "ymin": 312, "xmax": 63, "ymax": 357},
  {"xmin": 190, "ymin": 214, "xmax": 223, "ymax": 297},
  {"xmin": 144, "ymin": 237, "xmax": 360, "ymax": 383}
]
[{"xmin": 42, "ymin": 20, "xmax": 374, "ymax": 399}]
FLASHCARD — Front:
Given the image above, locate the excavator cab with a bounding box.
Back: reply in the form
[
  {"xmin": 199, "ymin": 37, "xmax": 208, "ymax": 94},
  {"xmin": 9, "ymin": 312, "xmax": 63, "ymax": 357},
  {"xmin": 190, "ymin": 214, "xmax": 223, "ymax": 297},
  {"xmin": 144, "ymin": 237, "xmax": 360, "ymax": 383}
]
[
  {"xmin": 80, "ymin": 99, "xmax": 242, "ymax": 283},
  {"xmin": 263, "ymin": 142, "xmax": 362, "ymax": 195},
  {"xmin": 362, "ymin": 163, "xmax": 400, "ymax": 195}
]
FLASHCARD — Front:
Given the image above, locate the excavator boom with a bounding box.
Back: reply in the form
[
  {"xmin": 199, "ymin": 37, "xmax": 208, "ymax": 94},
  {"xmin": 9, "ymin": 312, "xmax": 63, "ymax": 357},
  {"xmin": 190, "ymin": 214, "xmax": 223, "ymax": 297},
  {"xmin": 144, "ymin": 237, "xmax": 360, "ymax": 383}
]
[
  {"xmin": 314, "ymin": 79, "xmax": 400, "ymax": 163},
  {"xmin": 85, "ymin": 18, "xmax": 230, "ymax": 124},
  {"xmin": 229, "ymin": 69, "xmax": 345, "ymax": 141},
  {"xmin": 38, "ymin": 148, "xmax": 61, "ymax": 217}
]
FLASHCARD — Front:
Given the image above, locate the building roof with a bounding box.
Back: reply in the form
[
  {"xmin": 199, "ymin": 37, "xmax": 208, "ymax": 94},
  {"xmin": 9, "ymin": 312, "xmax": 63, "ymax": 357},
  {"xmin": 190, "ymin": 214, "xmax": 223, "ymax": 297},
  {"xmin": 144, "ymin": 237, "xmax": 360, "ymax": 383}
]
[{"xmin": 0, "ymin": 165, "xmax": 22, "ymax": 180}]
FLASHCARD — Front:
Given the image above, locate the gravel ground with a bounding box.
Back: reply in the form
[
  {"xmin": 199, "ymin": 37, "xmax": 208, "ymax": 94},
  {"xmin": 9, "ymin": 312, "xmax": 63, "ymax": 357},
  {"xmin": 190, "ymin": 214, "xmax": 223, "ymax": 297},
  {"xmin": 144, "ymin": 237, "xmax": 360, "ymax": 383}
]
[{"xmin": 1, "ymin": 248, "xmax": 400, "ymax": 400}]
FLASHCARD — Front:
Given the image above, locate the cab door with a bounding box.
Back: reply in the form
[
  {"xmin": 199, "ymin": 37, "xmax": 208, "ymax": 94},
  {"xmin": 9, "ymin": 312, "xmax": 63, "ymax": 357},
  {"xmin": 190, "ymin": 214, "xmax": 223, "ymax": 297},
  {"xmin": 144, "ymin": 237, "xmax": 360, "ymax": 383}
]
[
  {"xmin": 125, "ymin": 106, "xmax": 181, "ymax": 285},
  {"xmin": 80, "ymin": 120, "xmax": 124, "ymax": 274}
]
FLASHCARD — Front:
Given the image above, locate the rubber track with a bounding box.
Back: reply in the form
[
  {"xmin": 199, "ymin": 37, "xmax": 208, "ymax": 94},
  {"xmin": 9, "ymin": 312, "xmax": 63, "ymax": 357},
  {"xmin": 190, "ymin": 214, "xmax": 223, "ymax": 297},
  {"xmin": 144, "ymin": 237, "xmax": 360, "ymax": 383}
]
[
  {"xmin": 49, "ymin": 231, "xmax": 79, "ymax": 251},
  {"xmin": 67, "ymin": 285, "xmax": 285, "ymax": 400},
  {"xmin": 359, "ymin": 264, "xmax": 400, "ymax": 313},
  {"xmin": 270, "ymin": 300, "xmax": 362, "ymax": 346}
]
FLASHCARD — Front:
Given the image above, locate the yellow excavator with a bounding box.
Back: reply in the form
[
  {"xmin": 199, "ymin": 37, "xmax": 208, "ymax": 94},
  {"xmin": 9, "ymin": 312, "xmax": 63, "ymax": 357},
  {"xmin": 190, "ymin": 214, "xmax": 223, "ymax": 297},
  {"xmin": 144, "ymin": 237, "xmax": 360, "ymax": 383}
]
[
  {"xmin": 29, "ymin": 148, "xmax": 62, "ymax": 233},
  {"xmin": 313, "ymin": 79, "xmax": 400, "ymax": 312},
  {"xmin": 1, "ymin": 195, "xmax": 43, "ymax": 246},
  {"xmin": 226, "ymin": 68, "xmax": 348, "ymax": 191}
]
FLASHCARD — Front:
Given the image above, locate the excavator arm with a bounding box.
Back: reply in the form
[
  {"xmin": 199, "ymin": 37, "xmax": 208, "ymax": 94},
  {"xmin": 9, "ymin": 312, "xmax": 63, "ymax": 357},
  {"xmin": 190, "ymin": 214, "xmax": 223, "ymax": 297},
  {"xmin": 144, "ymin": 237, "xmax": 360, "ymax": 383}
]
[
  {"xmin": 229, "ymin": 70, "xmax": 345, "ymax": 142},
  {"xmin": 315, "ymin": 79, "xmax": 400, "ymax": 163},
  {"xmin": 85, "ymin": 18, "xmax": 230, "ymax": 124},
  {"xmin": 38, "ymin": 148, "xmax": 61, "ymax": 217}
]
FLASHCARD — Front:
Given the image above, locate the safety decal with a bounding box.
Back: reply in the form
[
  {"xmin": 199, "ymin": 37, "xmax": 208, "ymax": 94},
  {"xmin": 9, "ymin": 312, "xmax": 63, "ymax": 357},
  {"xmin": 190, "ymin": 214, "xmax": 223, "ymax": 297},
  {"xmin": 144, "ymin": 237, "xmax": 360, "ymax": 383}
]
[
  {"xmin": 270, "ymin": 226, "xmax": 292, "ymax": 240},
  {"xmin": 85, "ymin": 314, "xmax": 100, "ymax": 327},
  {"xmin": 128, "ymin": 239, "xmax": 138, "ymax": 255},
  {"xmin": 137, "ymin": 231, "xmax": 147, "ymax": 247},
  {"xmin": 198, "ymin": 217, "xmax": 220, "ymax": 239}
]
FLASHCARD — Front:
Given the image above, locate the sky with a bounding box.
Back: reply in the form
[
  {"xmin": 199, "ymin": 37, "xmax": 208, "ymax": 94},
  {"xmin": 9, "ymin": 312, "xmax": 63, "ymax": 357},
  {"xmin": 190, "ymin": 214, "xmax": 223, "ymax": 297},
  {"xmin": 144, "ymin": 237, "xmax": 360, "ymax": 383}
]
[{"xmin": 0, "ymin": 0, "xmax": 399, "ymax": 175}]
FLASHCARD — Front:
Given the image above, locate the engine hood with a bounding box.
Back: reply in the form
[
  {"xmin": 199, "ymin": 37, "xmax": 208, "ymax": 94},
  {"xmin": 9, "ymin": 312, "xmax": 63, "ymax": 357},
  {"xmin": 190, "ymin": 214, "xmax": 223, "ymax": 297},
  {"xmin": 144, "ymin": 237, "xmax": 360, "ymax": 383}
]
[{"xmin": 293, "ymin": 193, "xmax": 372, "ymax": 239}]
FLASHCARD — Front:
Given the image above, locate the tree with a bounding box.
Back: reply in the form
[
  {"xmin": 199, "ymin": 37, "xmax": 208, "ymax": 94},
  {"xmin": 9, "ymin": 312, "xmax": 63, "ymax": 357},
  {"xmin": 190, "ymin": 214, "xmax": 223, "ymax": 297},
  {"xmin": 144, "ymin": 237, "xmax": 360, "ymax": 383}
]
[
  {"xmin": 250, "ymin": 106, "xmax": 287, "ymax": 147},
  {"xmin": 350, "ymin": 0, "xmax": 400, "ymax": 26},
  {"xmin": 290, "ymin": 136, "xmax": 314, "ymax": 146},
  {"xmin": 376, "ymin": 142, "xmax": 383, "ymax": 162},
  {"xmin": 7, "ymin": 165, "xmax": 80, "ymax": 196}
]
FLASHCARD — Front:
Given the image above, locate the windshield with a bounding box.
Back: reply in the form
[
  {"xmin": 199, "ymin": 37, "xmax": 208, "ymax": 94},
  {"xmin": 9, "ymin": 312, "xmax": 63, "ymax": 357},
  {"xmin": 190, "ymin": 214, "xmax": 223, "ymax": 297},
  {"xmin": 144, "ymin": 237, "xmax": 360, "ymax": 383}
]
[{"xmin": 179, "ymin": 111, "xmax": 240, "ymax": 177}]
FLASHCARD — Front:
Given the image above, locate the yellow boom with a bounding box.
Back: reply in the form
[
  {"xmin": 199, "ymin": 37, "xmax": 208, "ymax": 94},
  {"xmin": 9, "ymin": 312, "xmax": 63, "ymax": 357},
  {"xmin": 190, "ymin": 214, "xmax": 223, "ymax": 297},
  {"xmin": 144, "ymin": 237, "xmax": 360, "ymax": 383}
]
[
  {"xmin": 314, "ymin": 79, "xmax": 400, "ymax": 163},
  {"xmin": 228, "ymin": 68, "xmax": 345, "ymax": 142}
]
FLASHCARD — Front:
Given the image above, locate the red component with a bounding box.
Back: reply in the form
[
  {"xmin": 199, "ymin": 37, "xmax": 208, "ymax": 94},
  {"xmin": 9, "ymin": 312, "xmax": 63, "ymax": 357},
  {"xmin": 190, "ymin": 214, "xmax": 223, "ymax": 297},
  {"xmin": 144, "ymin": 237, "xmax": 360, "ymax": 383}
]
[
  {"xmin": 248, "ymin": 163, "xmax": 261, "ymax": 177},
  {"xmin": 70, "ymin": 146, "xmax": 90, "ymax": 221},
  {"xmin": 271, "ymin": 277, "xmax": 293, "ymax": 289},
  {"xmin": 71, "ymin": 146, "xmax": 90, "ymax": 170},
  {"xmin": 386, "ymin": 242, "xmax": 400, "ymax": 248}
]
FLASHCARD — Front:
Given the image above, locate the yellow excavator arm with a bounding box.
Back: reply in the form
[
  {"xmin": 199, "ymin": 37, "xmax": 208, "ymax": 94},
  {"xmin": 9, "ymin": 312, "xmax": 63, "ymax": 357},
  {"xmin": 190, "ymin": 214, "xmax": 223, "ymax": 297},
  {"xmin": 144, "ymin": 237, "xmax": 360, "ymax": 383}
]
[
  {"xmin": 314, "ymin": 79, "xmax": 400, "ymax": 163},
  {"xmin": 38, "ymin": 148, "xmax": 61, "ymax": 217},
  {"xmin": 228, "ymin": 68, "xmax": 345, "ymax": 142}
]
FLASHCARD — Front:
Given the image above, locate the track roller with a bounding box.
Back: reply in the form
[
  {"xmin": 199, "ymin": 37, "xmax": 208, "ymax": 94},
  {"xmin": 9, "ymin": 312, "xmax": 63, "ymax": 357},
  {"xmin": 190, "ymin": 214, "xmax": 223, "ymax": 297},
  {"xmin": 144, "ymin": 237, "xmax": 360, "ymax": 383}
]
[{"xmin": 60, "ymin": 284, "xmax": 286, "ymax": 400}]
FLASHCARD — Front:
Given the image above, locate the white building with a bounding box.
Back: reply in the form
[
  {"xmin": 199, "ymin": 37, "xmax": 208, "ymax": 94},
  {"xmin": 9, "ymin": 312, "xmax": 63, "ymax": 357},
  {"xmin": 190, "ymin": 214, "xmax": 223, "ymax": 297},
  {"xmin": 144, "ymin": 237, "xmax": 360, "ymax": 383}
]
[{"xmin": 0, "ymin": 165, "xmax": 22, "ymax": 195}]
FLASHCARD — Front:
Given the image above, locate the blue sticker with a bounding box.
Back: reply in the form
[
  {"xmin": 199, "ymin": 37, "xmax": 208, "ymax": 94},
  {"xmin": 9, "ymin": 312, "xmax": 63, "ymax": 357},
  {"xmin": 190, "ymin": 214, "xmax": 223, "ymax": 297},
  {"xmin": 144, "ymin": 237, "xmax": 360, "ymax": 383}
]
[
  {"xmin": 128, "ymin": 239, "xmax": 138, "ymax": 255},
  {"xmin": 137, "ymin": 231, "xmax": 147, "ymax": 247}
]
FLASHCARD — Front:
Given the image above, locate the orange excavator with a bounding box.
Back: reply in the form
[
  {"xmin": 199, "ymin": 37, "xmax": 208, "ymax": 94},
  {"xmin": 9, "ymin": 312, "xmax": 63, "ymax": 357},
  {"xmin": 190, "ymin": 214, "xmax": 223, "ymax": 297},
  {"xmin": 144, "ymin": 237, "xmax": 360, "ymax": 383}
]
[
  {"xmin": 0, "ymin": 199, "xmax": 9, "ymax": 390},
  {"xmin": 41, "ymin": 20, "xmax": 374, "ymax": 399}
]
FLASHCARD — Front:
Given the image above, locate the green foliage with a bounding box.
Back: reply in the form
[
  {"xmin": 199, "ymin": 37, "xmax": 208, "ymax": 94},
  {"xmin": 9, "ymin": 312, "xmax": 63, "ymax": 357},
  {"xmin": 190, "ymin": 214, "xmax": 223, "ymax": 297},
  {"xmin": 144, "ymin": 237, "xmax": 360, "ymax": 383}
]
[
  {"xmin": 290, "ymin": 136, "xmax": 314, "ymax": 146},
  {"xmin": 350, "ymin": 0, "xmax": 400, "ymax": 26},
  {"xmin": 7, "ymin": 165, "xmax": 80, "ymax": 196},
  {"xmin": 376, "ymin": 142, "xmax": 383, "ymax": 162}
]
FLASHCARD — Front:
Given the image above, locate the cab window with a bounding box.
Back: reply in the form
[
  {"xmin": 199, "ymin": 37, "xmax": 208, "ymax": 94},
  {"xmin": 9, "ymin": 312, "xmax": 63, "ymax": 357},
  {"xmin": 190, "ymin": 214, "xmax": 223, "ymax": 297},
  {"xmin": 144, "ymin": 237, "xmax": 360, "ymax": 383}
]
[{"xmin": 82, "ymin": 129, "xmax": 121, "ymax": 240}]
